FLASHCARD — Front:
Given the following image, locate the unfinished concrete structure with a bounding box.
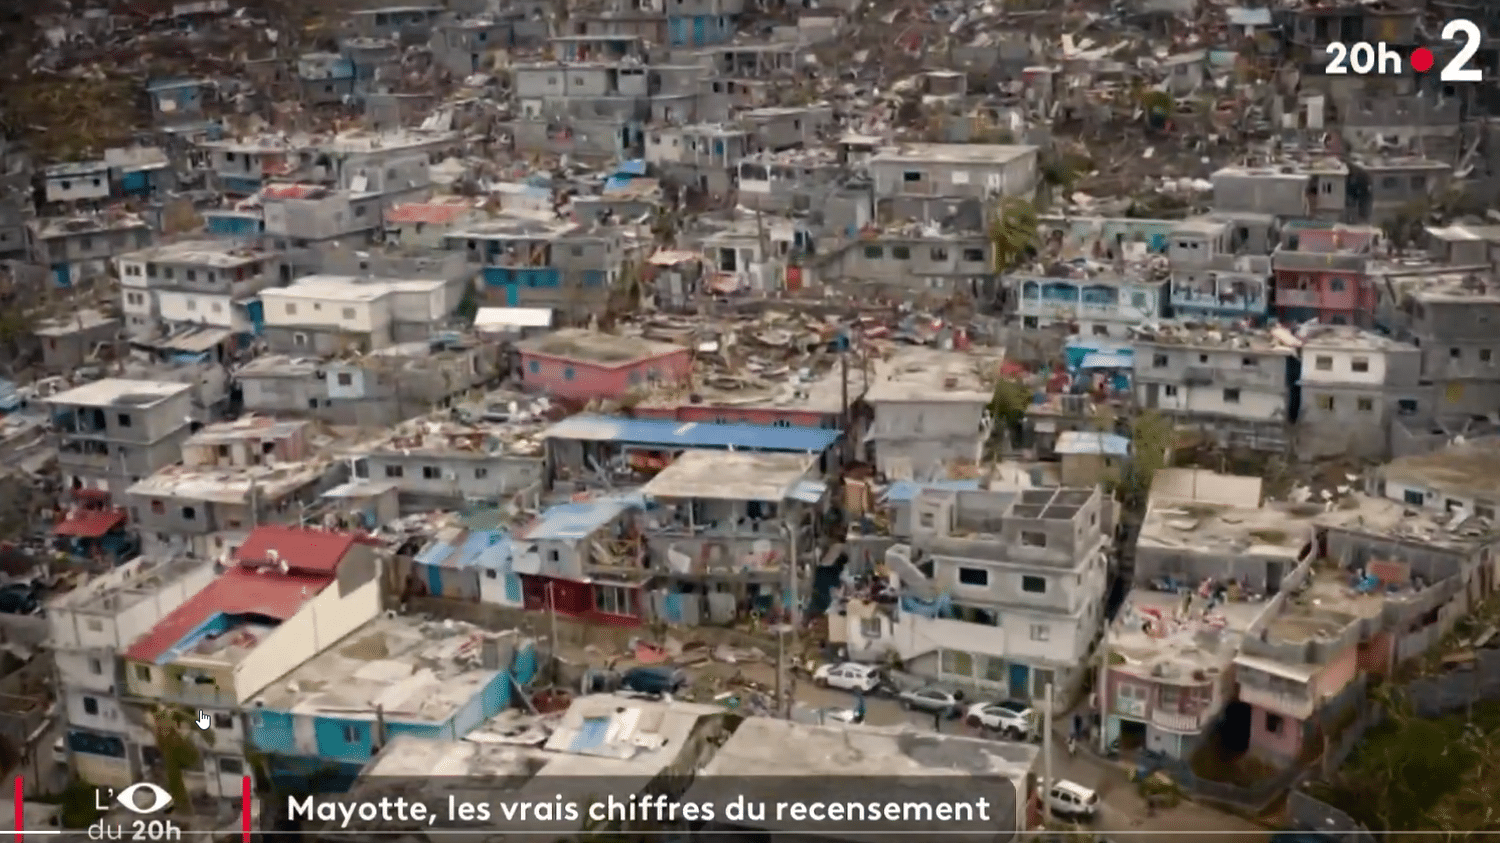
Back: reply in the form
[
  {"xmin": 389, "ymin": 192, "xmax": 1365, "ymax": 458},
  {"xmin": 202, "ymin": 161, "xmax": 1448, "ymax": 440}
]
[
  {"xmin": 1294, "ymin": 325, "xmax": 1425, "ymax": 461},
  {"xmin": 850, "ymin": 486, "xmax": 1109, "ymax": 707},
  {"xmin": 46, "ymin": 379, "xmax": 196, "ymax": 499}
]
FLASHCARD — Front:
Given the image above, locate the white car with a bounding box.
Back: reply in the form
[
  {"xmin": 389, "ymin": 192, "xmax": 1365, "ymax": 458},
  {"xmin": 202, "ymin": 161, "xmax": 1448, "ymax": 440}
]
[
  {"xmin": 813, "ymin": 662, "xmax": 881, "ymax": 693},
  {"xmin": 966, "ymin": 700, "xmax": 1036, "ymax": 738},
  {"xmin": 1043, "ymin": 780, "xmax": 1099, "ymax": 819}
]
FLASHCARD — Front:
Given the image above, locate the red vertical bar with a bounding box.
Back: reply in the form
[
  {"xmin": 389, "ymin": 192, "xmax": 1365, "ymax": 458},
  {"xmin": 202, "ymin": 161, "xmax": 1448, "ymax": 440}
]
[
  {"xmin": 241, "ymin": 775, "xmax": 252, "ymax": 843},
  {"xmin": 14, "ymin": 775, "xmax": 23, "ymax": 843}
]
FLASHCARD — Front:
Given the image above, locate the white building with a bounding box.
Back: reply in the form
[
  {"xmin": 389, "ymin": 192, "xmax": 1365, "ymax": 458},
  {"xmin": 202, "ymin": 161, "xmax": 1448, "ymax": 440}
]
[
  {"xmin": 843, "ymin": 486, "xmax": 1111, "ymax": 708},
  {"xmin": 1296, "ymin": 324, "xmax": 1424, "ymax": 460},
  {"xmin": 47, "ymin": 556, "xmax": 218, "ymax": 787},
  {"xmin": 114, "ymin": 240, "xmax": 277, "ymax": 339},
  {"xmin": 862, "ymin": 348, "xmax": 1003, "ymax": 479}
]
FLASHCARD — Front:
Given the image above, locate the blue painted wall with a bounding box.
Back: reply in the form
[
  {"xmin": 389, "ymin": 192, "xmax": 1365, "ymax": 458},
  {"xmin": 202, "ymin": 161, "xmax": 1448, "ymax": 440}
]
[
  {"xmin": 248, "ymin": 709, "xmax": 297, "ymax": 755},
  {"xmin": 205, "ymin": 213, "xmax": 263, "ymax": 238},
  {"xmin": 220, "ymin": 175, "xmax": 262, "ymax": 195},
  {"xmin": 313, "ymin": 715, "xmax": 374, "ymax": 761}
]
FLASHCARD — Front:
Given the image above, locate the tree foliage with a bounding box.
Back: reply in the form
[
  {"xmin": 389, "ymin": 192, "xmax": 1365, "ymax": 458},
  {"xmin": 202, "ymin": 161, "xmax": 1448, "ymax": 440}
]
[
  {"xmin": 152, "ymin": 705, "xmax": 205, "ymax": 808},
  {"xmin": 987, "ymin": 197, "xmax": 1038, "ymax": 274},
  {"xmin": 987, "ymin": 377, "xmax": 1032, "ymax": 454},
  {"xmin": 1117, "ymin": 411, "xmax": 1171, "ymax": 510}
]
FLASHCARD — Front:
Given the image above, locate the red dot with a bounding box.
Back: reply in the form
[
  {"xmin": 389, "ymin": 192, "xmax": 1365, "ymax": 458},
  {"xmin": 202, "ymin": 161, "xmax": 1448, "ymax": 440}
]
[{"xmin": 1411, "ymin": 47, "xmax": 1434, "ymax": 72}]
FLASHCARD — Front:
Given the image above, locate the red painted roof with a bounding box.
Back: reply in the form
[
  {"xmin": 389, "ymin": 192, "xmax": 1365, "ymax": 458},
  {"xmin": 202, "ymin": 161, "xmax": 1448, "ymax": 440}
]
[
  {"xmin": 385, "ymin": 200, "xmax": 469, "ymax": 225},
  {"xmin": 123, "ymin": 525, "xmax": 362, "ymax": 664},
  {"xmin": 123, "ymin": 565, "xmax": 336, "ymax": 663},
  {"xmin": 54, "ymin": 508, "xmax": 127, "ymax": 538},
  {"xmin": 261, "ymin": 183, "xmax": 323, "ymax": 200},
  {"xmin": 235, "ymin": 525, "xmax": 355, "ymax": 575}
]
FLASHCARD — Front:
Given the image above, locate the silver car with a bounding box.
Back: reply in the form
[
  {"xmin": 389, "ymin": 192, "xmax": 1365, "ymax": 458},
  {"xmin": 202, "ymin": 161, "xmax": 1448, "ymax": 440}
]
[{"xmin": 897, "ymin": 685, "xmax": 965, "ymax": 716}]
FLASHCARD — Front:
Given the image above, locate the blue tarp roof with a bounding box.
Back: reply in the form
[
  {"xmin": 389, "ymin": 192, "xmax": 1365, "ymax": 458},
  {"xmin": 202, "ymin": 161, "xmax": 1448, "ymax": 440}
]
[
  {"xmin": 1055, "ymin": 431, "xmax": 1131, "ymax": 457},
  {"xmin": 525, "ymin": 494, "xmax": 643, "ymax": 542},
  {"xmin": 415, "ymin": 528, "xmax": 512, "ymax": 570},
  {"xmin": 884, "ymin": 479, "xmax": 982, "ymax": 503},
  {"xmin": 542, "ymin": 415, "xmax": 842, "ymax": 453}
]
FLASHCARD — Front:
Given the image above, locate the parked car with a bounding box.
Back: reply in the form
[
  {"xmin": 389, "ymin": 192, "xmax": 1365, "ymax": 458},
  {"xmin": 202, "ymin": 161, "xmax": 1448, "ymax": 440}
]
[
  {"xmin": 966, "ymin": 700, "xmax": 1036, "ymax": 738},
  {"xmin": 896, "ymin": 685, "xmax": 965, "ymax": 716},
  {"xmin": 619, "ymin": 666, "xmax": 687, "ymax": 695},
  {"xmin": 1043, "ymin": 780, "xmax": 1099, "ymax": 819},
  {"xmin": 0, "ymin": 582, "xmax": 41, "ymax": 615},
  {"xmin": 812, "ymin": 662, "xmax": 882, "ymax": 692}
]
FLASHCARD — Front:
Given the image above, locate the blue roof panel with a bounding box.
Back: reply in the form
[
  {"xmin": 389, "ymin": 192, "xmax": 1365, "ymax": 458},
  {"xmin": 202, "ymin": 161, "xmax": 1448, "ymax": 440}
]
[
  {"xmin": 525, "ymin": 494, "xmax": 643, "ymax": 542},
  {"xmin": 884, "ymin": 479, "xmax": 981, "ymax": 503},
  {"xmin": 542, "ymin": 415, "xmax": 841, "ymax": 453},
  {"xmin": 1055, "ymin": 431, "xmax": 1131, "ymax": 457}
]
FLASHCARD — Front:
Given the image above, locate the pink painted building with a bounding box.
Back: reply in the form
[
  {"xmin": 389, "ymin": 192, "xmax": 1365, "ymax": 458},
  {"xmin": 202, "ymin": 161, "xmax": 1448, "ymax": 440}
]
[
  {"xmin": 1270, "ymin": 225, "xmax": 1382, "ymax": 327},
  {"xmin": 516, "ymin": 328, "xmax": 691, "ymax": 401}
]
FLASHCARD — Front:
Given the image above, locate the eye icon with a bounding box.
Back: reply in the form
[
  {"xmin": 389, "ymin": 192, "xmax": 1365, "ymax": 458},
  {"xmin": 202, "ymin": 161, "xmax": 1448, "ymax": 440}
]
[{"xmin": 117, "ymin": 782, "xmax": 173, "ymax": 815}]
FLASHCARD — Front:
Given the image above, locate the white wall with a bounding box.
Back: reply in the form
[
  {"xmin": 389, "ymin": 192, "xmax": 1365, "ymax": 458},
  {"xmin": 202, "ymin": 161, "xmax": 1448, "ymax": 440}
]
[
  {"xmin": 230, "ymin": 550, "xmax": 383, "ymax": 702},
  {"xmin": 870, "ymin": 400, "xmax": 988, "ymax": 440},
  {"xmin": 260, "ymin": 289, "xmax": 393, "ymax": 334},
  {"xmin": 479, "ymin": 569, "xmax": 521, "ymax": 607},
  {"xmin": 64, "ymin": 686, "xmax": 129, "ymax": 734},
  {"xmin": 46, "ymin": 172, "xmax": 111, "ymax": 203},
  {"xmin": 55, "ymin": 650, "xmax": 114, "ymax": 693},
  {"xmin": 157, "ymin": 290, "xmax": 238, "ymax": 329},
  {"xmin": 49, "ymin": 560, "xmax": 218, "ymax": 652},
  {"xmin": 1143, "ymin": 383, "xmax": 1287, "ymax": 420},
  {"xmin": 1301, "ymin": 347, "xmax": 1387, "ymax": 386}
]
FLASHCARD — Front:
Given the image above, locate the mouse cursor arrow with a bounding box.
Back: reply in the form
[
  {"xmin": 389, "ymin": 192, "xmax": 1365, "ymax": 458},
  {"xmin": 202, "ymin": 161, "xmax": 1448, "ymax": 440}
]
[{"xmin": 195, "ymin": 710, "xmax": 211, "ymax": 731}]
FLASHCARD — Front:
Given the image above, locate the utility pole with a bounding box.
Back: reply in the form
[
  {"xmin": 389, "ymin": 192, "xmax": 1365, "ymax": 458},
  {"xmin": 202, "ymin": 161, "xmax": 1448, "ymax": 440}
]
[
  {"xmin": 548, "ymin": 580, "xmax": 560, "ymax": 684},
  {"xmin": 1097, "ymin": 645, "xmax": 1109, "ymax": 753},
  {"xmin": 1042, "ymin": 682, "xmax": 1054, "ymax": 827}
]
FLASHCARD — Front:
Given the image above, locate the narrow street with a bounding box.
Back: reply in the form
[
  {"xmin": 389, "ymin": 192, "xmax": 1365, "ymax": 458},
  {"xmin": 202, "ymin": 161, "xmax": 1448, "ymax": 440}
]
[{"xmin": 789, "ymin": 682, "xmax": 1270, "ymax": 842}]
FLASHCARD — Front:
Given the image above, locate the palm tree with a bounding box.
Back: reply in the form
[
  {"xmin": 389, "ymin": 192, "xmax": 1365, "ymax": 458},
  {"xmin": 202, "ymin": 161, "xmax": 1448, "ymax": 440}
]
[{"xmin": 987, "ymin": 196, "xmax": 1039, "ymax": 274}]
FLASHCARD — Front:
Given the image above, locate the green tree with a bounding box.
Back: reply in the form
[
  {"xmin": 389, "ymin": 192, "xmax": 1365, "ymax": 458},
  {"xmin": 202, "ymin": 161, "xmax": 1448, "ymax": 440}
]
[
  {"xmin": 152, "ymin": 705, "xmax": 207, "ymax": 808},
  {"xmin": 987, "ymin": 377, "xmax": 1032, "ymax": 455},
  {"xmin": 1118, "ymin": 411, "xmax": 1172, "ymax": 510},
  {"xmin": 987, "ymin": 197, "xmax": 1038, "ymax": 274},
  {"xmin": 1139, "ymin": 90, "xmax": 1173, "ymax": 131}
]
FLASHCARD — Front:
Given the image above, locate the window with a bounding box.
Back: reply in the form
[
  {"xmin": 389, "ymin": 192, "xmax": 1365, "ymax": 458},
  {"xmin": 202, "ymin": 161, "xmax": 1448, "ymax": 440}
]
[
  {"xmin": 1029, "ymin": 624, "xmax": 1050, "ymax": 642},
  {"xmin": 594, "ymin": 585, "xmax": 634, "ymax": 616},
  {"xmin": 962, "ymin": 248, "xmax": 984, "ymax": 262},
  {"xmin": 1241, "ymin": 356, "xmax": 1258, "ymax": 368},
  {"xmin": 1380, "ymin": 176, "xmax": 1398, "ymax": 190},
  {"xmin": 863, "ymin": 245, "xmax": 883, "ymax": 259},
  {"xmin": 1329, "ymin": 278, "xmax": 1346, "ymax": 292},
  {"xmin": 930, "ymin": 247, "xmax": 948, "ymax": 261},
  {"xmin": 1451, "ymin": 347, "xmax": 1462, "ymax": 359},
  {"xmin": 1264, "ymin": 713, "xmax": 1284, "ymax": 734},
  {"xmin": 860, "ymin": 617, "xmax": 882, "ymax": 638},
  {"xmin": 422, "ymin": 466, "xmax": 440, "ymax": 480},
  {"xmin": 1315, "ymin": 355, "xmax": 1332, "ymax": 370},
  {"xmin": 983, "ymin": 656, "xmax": 1008, "ymax": 683},
  {"xmin": 1223, "ymin": 388, "xmax": 1241, "ymax": 403},
  {"xmin": 384, "ymin": 465, "xmax": 404, "ymax": 478},
  {"xmin": 940, "ymin": 650, "xmax": 973, "ymax": 676},
  {"xmin": 218, "ymin": 757, "xmax": 244, "ymax": 775},
  {"xmin": 1160, "ymin": 687, "xmax": 1180, "ymax": 708},
  {"xmin": 285, "ymin": 303, "xmax": 298, "ymax": 315},
  {"xmin": 1351, "ymin": 357, "xmax": 1369, "ymax": 372},
  {"xmin": 957, "ymin": 567, "xmax": 989, "ymax": 587},
  {"xmin": 1163, "ymin": 385, "xmax": 1178, "ymax": 396},
  {"xmin": 88, "ymin": 658, "xmax": 102, "ymax": 674},
  {"xmin": 1021, "ymin": 575, "xmax": 1047, "ymax": 594},
  {"xmin": 83, "ymin": 697, "xmax": 99, "ymax": 715},
  {"xmin": 342, "ymin": 307, "xmax": 356, "ymax": 319},
  {"xmin": 1403, "ymin": 489, "xmax": 1424, "ymax": 505},
  {"xmin": 474, "ymin": 467, "xmax": 489, "ymax": 479},
  {"xmin": 135, "ymin": 665, "xmax": 151, "ymax": 681},
  {"xmin": 902, "ymin": 170, "xmax": 924, "ymax": 182},
  {"xmin": 528, "ymin": 360, "xmax": 540, "ymax": 374},
  {"xmin": 1398, "ymin": 399, "xmax": 1418, "ymax": 415},
  {"xmin": 919, "ymin": 512, "xmax": 935, "ymax": 529},
  {"xmin": 87, "ymin": 619, "xmax": 103, "ymax": 632},
  {"xmin": 181, "ymin": 506, "xmax": 196, "ymax": 520},
  {"xmin": 214, "ymin": 713, "xmax": 234, "ymax": 729},
  {"xmin": 563, "ymin": 367, "xmax": 575, "ymax": 381},
  {"xmin": 117, "ymin": 413, "xmax": 132, "ymax": 427},
  {"xmin": 1021, "ymin": 531, "xmax": 1047, "ymax": 547},
  {"xmin": 1476, "ymin": 504, "xmax": 1496, "ymax": 520},
  {"xmin": 1092, "ymin": 325, "xmax": 1109, "ymax": 336},
  {"xmin": 891, "ymin": 246, "xmax": 911, "ymax": 260},
  {"xmin": 341, "ymin": 724, "xmax": 361, "ymax": 743},
  {"xmin": 1411, "ymin": 175, "xmax": 1427, "ymax": 190},
  {"xmin": 336, "ymin": 373, "xmax": 353, "ymax": 386},
  {"xmin": 1483, "ymin": 349, "xmax": 1494, "ymax": 363},
  {"xmin": 1152, "ymin": 354, "xmax": 1169, "ymax": 368},
  {"xmin": 1357, "ymin": 397, "xmax": 1374, "ymax": 412},
  {"xmin": 1316, "ymin": 395, "xmax": 1334, "ymax": 411}
]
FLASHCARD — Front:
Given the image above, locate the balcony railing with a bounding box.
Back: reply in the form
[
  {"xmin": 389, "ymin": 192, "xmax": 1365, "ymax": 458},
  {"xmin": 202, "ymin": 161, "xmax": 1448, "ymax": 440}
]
[
  {"xmin": 1276, "ymin": 289, "xmax": 1320, "ymax": 307},
  {"xmin": 1238, "ymin": 683, "xmax": 1314, "ymax": 719},
  {"xmin": 1150, "ymin": 708, "xmax": 1208, "ymax": 734}
]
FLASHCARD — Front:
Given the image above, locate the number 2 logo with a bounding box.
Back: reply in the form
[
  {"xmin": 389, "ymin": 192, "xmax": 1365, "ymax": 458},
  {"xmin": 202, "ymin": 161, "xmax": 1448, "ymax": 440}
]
[{"xmin": 1441, "ymin": 19, "xmax": 1482, "ymax": 82}]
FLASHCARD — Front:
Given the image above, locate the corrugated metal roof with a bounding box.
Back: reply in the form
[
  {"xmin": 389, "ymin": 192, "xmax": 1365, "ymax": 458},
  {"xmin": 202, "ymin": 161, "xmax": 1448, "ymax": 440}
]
[
  {"xmin": 522, "ymin": 494, "xmax": 642, "ymax": 542},
  {"xmin": 542, "ymin": 415, "xmax": 841, "ymax": 453},
  {"xmin": 1079, "ymin": 352, "xmax": 1134, "ymax": 370},
  {"xmin": 1055, "ymin": 431, "xmax": 1131, "ymax": 457},
  {"xmin": 883, "ymin": 479, "xmax": 981, "ymax": 503}
]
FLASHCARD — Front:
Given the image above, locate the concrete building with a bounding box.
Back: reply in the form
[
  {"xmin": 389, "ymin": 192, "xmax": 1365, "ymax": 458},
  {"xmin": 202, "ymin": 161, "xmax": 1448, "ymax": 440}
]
[
  {"xmin": 1371, "ymin": 439, "xmax": 1500, "ymax": 518},
  {"xmin": 1384, "ymin": 273, "xmax": 1500, "ymax": 417},
  {"xmin": 640, "ymin": 451, "xmax": 826, "ymax": 624},
  {"xmin": 1014, "ymin": 264, "xmax": 1167, "ymax": 339},
  {"xmin": 848, "ymin": 486, "xmax": 1110, "ymax": 706},
  {"xmin": 354, "ymin": 417, "xmax": 546, "ymax": 512},
  {"xmin": 119, "ymin": 526, "xmax": 382, "ymax": 796},
  {"xmin": 515, "ymin": 329, "xmax": 691, "ymax": 401},
  {"xmin": 48, "ymin": 556, "xmax": 217, "ymax": 787},
  {"xmin": 866, "ymin": 143, "xmax": 1039, "ymax": 213},
  {"xmin": 31, "ymin": 310, "xmax": 120, "ymax": 375},
  {"xmin": 446, "ymin": 217, "xmax": 626, "ymax": 320},
  {"xmin": 46, "ymin": 379, "xmax": 196, "ymax": 499},
  {"xmin": 820, "ymin": 225, "xmax": 995, "ymax": 300},
  {"xmin": 861, "ymin": 348, "xmax": 1004, "ymax": 479},
  {"xmin": 1295, "ymin": 324, "xmax": 1425, "ymax": 460},
  {"xmin": 1209, "ymin": 160, "xmax": 1349, "ymax": 220},
  {"xmin": 1132, "ymin": 324, "xmax": 1299, "ymax": 451},
  {"xmin": 26, "ymin": 214, "xmax": 155, "ymax": 288},
  {"xmin": 245, "ymin": 617, "xmax": 536, "ymax": 786},
  {"xmin": 1271, "ymin": 247, "xmax": 1376, "ymax": 328},
  {"xmin": 125, "ymin": 417, "xmax": 342, "ymax": 559},
  {"xmin": 258, "ymin": 276, "xmax": 448, "ymax": 354},
  {"xmin": 1165, "ymin": 217, "xmax": 1271, "ymax": 324},
  {"xmin": 114, "ymin": 240, "xmax": 277, "ymax": 342}
]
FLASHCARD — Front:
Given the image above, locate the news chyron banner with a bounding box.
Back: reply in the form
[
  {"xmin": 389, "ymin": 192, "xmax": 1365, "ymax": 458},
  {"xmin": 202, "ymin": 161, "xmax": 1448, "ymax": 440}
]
[{"xmin": 262, "ymin": 774, "xmax": 1023, "ymax": 843}]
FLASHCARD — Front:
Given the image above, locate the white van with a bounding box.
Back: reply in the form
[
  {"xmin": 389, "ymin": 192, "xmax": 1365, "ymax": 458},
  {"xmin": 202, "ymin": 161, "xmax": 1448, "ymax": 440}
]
[{"xmin": 1044, "ymin": 780, "xmax": 1099, "ymax": 819}]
